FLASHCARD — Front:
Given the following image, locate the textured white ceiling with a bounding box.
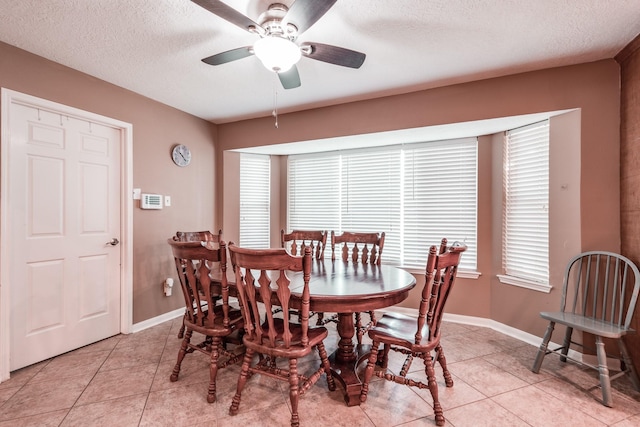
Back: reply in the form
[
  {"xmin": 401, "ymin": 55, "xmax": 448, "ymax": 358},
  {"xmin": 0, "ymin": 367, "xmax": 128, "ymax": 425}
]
[{"xmin": 0, "ymin": 0, "xmax": 639, "ymax": 124}]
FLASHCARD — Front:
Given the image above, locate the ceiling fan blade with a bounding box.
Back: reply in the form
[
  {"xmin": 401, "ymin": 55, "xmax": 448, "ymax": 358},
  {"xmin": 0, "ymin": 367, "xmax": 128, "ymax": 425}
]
[
  {"xmin": 192, "ymin": 0, "xmax": 264, "ymax": 35},
  {"xmin": 282, "ymin": 0, "xmax": 337, "ymax": 35},
  {"xmin": 301, "ymin": 42, "xmax": 366, "ymax": 69},
  {"xmin": 278, "ymin": 66, "xmax": 301, "ymax": 90},
  {"xmin": 201, "ymin": 46, "xmax": 254, "ymax": 65}
]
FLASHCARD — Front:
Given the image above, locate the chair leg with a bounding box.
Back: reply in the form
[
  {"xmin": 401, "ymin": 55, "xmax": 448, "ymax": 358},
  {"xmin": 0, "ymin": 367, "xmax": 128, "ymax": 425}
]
[
  {"xmin": 229, "ymin": 349, "xmax": 254, "ymax": 416},
  {"xmin": 435, "ymin": 344, "xmax": 453, "ymax": 387},
  {"xmin": 360, "ymin": 340, "xmax": 380, "ymax": 403},
  {"xmin": 316, "ymin": 341, "xmax": 336, "ymax": 391},
  {"xmin": 595, "ymin": 336, "xmax": 613, "ymax": 407},
  {"xmin": 560, "ymin": 326, "xmax": 573, "ymax": 363},
  {"xmin": 368, "ymin": 310, "xmax": 377, "ymax": 326},
  {"xmin": 424, "ymin": 350, "xmax": 445, "ymax": 426},
  {"xmin": 207, "ymin": 337, "xmax": 222, "ymax": 403},
  {"xmin": 618, "ymin": 338, "xmax": 640, "ymax": 391},
  {"xmin": 355, "ymin": 311, "xmax": 376, "ymax": 345},
  {"xmin": 288, "ymin": 358, "xmax": 301, "ymax": 427},
  {"xmin": 177, "ymin": 313, "xmax": 186, "ymax": 338},
  {"xmin": 269, "ymin": 355, "xmax": 277, "ymax": 370},
  {"xmin": 170, "ymin": 329, "xmax": 192, "ymax": 381},
  {"xmin": 376, "ymin": 343, "xmax": 391, "ymax": 369},
  {"xmin": 399, "ymin": 353, "xmax": 413, "ymax": 377},
  {"xmin": 355, "ymin": 312, "xmax": 363, "ymax": 345},
  {"xmin": 532, "ymin": 321, "xmax": 555, "ymax": 373}
]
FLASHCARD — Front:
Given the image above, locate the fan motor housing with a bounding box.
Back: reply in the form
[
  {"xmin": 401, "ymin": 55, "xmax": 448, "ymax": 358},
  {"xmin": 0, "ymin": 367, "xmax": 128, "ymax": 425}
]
[{"xmin": 258, "ymin": 3, "xmax": 298, "ymax": 40}]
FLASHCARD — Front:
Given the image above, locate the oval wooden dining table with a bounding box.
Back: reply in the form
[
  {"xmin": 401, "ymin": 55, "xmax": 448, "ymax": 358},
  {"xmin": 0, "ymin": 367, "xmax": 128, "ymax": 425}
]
[{"xmin": 285, "ymin": 259, "xmax": 417, "ymax": 406}]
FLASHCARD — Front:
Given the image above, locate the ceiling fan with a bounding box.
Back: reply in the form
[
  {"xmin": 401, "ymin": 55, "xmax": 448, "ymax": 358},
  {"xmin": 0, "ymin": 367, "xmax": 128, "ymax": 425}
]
[{"xmin": 192, "ymin": 0, "xmax": 366, "ymax": 89}]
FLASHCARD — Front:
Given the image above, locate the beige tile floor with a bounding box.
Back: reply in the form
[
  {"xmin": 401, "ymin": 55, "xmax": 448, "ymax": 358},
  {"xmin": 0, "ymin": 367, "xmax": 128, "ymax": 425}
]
[{"xmin": 2, "ymin": 317, "xmax": 640, "ymax": 426}]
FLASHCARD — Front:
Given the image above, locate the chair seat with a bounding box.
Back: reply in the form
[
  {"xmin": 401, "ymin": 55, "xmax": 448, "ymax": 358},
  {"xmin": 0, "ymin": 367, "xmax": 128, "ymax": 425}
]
[
  {"xmin": 539, "ymin": 311, "xmax": 635, "ymax": 339},
  {"xmin": 244, "ymin": 318, "xmax": 329, "ymax": 358},
  {"xmin": 369, "ymin": 312, "xmax": 431, "ymax": 351}
]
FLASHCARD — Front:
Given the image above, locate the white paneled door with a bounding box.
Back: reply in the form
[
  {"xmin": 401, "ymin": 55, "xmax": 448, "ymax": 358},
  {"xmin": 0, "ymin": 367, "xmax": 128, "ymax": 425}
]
[{"xmin": 7, "ymin": 99, "xmax": 122, "ymax": 371}]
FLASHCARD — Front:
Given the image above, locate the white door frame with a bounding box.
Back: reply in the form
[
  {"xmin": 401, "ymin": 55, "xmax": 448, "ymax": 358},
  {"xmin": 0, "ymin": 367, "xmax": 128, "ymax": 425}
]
[{"xmin": 0, "ymin": 88, "xmax": 134, "ymax": 381}]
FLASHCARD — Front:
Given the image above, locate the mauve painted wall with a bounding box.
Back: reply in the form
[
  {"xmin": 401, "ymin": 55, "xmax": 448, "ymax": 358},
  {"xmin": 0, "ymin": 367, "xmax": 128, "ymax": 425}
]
[
  {"xmin": 0, "ymin": 41, "xmax": 217, "ymax": 323},
  {"xmin": 217, "ymin": 60, "xmax": 621, "ymax": 338}
]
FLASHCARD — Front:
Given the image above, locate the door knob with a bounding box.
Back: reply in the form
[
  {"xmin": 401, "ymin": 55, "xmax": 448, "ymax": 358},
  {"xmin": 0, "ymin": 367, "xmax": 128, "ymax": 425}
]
[{"xmin": 107, "ymin": 238, "xmax": 120, "ymax": 246}]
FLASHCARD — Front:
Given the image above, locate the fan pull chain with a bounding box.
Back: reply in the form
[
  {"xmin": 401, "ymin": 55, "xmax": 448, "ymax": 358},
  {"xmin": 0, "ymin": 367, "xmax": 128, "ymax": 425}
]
[{"xmin": 272, "ymin": 73, "xmax": 279, "ymax": 128}]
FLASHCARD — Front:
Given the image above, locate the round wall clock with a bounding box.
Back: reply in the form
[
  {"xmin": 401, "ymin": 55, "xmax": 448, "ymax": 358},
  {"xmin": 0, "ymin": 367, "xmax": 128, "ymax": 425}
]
[{"xmin": 171, "ymin": 144, "xmax": 191, "ymax": 167}]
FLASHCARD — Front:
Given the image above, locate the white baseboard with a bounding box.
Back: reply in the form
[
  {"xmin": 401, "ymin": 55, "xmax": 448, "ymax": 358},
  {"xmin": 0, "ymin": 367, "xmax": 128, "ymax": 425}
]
[
  {"xmin": 381, "ymin": 306, "xmax": 584, "ymax": 363},
  {"xmin": 581, "ymin": 354, "xmax": 623, "ymax": 371},
  {"xmin": 136, "ymin": 306, "xmax": 621, "ymax": 371},
  {"xmin": 131, "ymin": 307, "xmax": 184, "ymax": 333}
]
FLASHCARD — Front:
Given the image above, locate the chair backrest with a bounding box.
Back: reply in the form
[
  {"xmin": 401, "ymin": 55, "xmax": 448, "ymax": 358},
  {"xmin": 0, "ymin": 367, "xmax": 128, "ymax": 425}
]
[
  {"xmin": 168, "ymin": 239, "xmax": 232, "ymax": 329},
  {"xmin": 173, "ymin": 229, "xmax": 222, "ymax": 243},
  {"xmin": 331, "ymin": 231, "xmax": 385, "ymax": 265},
  {"xmin": 559, "ymin": 251, "xmax": 640, "ymax": 330},
  {"xmin": 229, "ymin": 244, "xmax": 313, "ymax": 348},
  {"xmin": 281, "ymin": 229, "xmax": 327, "ymax": 260},
  {"xmin": 416, "ymin": 239, "xmax": 466, "ymax": 344}
]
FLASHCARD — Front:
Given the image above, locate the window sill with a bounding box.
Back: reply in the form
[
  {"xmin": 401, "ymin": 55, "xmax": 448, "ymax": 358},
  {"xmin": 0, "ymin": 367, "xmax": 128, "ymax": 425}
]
[
  {"xmin": 497, "ymin": 274, "xmax": 552, "ymax": 293},
  {"xmin": 401, "ymin": 267, "xmax": 481, "ymax": 279}
]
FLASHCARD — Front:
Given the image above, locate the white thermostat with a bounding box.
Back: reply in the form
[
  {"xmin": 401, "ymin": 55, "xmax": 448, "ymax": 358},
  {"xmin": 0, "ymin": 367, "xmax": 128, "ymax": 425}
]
[{"xmin": 141, "ymin": 193, "xmax": 163, "ymax": 209}]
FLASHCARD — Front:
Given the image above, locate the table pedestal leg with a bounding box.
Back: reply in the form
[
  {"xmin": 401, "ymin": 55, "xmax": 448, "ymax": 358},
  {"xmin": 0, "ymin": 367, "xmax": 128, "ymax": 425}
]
[{"xmin": 329, "ymin": 312, "xmax": 370, "ymax": 406}]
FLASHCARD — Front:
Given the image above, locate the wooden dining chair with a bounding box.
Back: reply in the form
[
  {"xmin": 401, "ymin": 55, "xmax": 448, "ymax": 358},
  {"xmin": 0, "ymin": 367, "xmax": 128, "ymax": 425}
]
[
  {"xmin": 172, "ymin": 229, "xmax": 223, "ymax": 338},
  {"xmin": 330, "ymin": 230, "xmax": 386, "ymax": 344},
  {"xmin": 280, "ymin": 229, "xmax": 328, "ymax": 324},
  {"xmin": 227, "ymin": 244, "xmax": 336, "ymax": 427},
  {"xmin": 531, "ymin": 251, "xmax": 640, "ymax": 407},
  {"xmin": 167, "ymin": 239, "xmax": 244, "ymax": 403},
  {"xmin": 173, "ymin": 229, "xmax": 222, "ymax": 243},
  {"xmin": 281, "ymin": 229, "xmax": 327, "ymax": 259},
  {"xmin": 359, "ymin": 241, "xmax": 466, "ymax": 427},
  {"xmin": 331, "ymin": 230, "xmax": 385, "ymax": 265}
]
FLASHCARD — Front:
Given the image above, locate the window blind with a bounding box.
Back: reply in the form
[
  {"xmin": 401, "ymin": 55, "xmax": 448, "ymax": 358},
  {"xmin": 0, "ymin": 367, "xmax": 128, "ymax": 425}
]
[
  {"xmin": 341, "ymin": 148, "xmax": 402, "ymax": 264},
  {"xmin": 239, "ymin": 153, "xmax": 270, "ymax": 248},
  {"xmin": 503, "ymin": 121, "xmax": 549, "ymax": 285},
  {"xmin": 288, "ymin": 138, "xmax": 477, "ymax": 270},
  {"xmin": 287, "ymin": 151, "xmax": 341, "ymax": 233},
  {"xmin": 403, "ymin": 139, "xmax": 477, "ymax": 269}
]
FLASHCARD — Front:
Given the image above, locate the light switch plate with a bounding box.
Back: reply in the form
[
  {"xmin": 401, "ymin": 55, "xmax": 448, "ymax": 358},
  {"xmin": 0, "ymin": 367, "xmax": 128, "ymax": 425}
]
[
  {"xmin": 165, "ymin": 195, "xmax": 171, "ymax": 207},
  {"xmin": 133, "ymin": 188, "xmax": 141, "ymax": 200}
]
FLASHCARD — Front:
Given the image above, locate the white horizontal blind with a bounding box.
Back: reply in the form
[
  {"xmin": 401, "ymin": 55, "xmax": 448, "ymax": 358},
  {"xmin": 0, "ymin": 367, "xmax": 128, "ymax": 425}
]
[
  {"xmin": 288, "ymin": 152, "xmax": 341, "ymax": 233},
  {"xmin": 503, "ymin": 121, "xmax": 549, "ymax": 284},
  {"xmin": 288, "ymin": 138, "xmax": 478, "ymax": 269},
  {"xmin": 341, "ymin": 148, "xmax": 402, "ymax": 264},
  {"xmin": 239, "ymin": 153, "xmax": 270, "ymax": 248},
  {"xmin": 403, "ymin": 139, "xmax": 477, "ymax": 269}
]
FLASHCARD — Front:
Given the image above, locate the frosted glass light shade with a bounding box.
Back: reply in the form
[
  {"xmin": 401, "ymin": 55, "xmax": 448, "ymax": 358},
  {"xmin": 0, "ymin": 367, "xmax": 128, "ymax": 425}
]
[{"xmin": 253, "ymin": 36, "xmax": 301, "ymax": 73}]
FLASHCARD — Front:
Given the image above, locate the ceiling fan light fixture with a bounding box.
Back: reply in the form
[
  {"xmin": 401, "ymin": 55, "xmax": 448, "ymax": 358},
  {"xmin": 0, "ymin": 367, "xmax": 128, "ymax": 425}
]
[{"xmin": 253, "ymin": 36, "xmax": 301, "ymax": 73}]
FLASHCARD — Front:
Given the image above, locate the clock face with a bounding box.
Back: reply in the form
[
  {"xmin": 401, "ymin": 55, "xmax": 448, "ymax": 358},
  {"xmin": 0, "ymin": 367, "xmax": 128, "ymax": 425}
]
[{"xmin": 172, "ymin": 144, "xmax": 191, "ymax": 167}]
